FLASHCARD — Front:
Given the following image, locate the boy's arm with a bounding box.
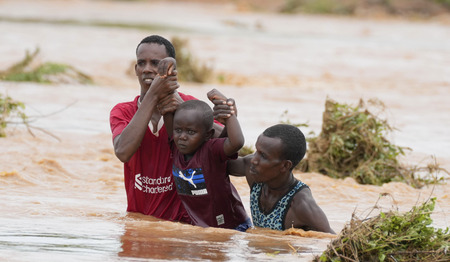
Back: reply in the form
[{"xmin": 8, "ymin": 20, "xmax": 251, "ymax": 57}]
[
  {"xmin": 209, "ymin": 91, "xmax": 238, "ymax": 138},
  {"xmin": 211, "ymin": 100, "xmax": 232, "ymax": 138},
  {"xmin": 113, "ymin": 74, "xmax": 178, "ymax": 162},
  {"xmin": 208, "ymin": 89, "xmax": 237, "ymax": 126},
  {"xmin": 207, "ymin": 89, "xmax": 244, "ymax": 156},
  {"xmin": 163, "ymin": 111, "xmax": 174, "ymax": 138},
  {"xmin": 158, "ymin": 57, "xmax": 178, "ymax": 138},
  {"xmin": 159, "ymin": 93, "xmax": 180, "ymax": 138},
  {"xmin": 222, "ymin": 110, "xmax": 244, "ymax": 156}
]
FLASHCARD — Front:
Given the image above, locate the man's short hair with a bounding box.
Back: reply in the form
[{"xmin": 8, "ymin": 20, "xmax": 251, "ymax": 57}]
[
  {"xmin": 177, "ymin": 100, "xmax": 214, "ymax": 131},
  {"xmin": 263, "ymin": 124, "xmax": 306, "ymax": 170},
  {"xmin": 136, "ymin": 35, "xmax": 176, "ymax": 58}
]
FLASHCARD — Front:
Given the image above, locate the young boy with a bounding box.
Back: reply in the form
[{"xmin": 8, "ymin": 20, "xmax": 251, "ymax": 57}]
[{"xmin": 162, "ymin": 88, "xmax": 252, "ymax": 232}]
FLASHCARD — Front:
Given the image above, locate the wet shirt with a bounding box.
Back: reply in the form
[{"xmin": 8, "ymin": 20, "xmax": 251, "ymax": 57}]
[
  {"xmin": 250, "ymin": 180, "xmax": 307, "ymax": 230},
  {"xmin": 171, "ymin": 138, "xmax": 249, "ymax": 229},
  {"xmin": 110, "ymin": 94, "xmax": 195, "ymax": 223}
]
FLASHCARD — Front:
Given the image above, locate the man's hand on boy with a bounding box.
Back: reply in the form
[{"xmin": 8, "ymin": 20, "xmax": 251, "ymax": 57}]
[{"xmin": 207, "ymin": 89, "xmax": 237, "ymax": 124}]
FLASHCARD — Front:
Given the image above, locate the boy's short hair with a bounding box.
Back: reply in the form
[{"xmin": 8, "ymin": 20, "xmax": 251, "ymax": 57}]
[
  {"xmin": 262, "ymin": 124, "xmax": 306, "ymax": 169},
  {"xmin": 177, "ymin": 100, "xmax": 214, "ymax": 131},
  {"xmin": 136, "ymin": 35, "xmax": 176, "ymax": 58}
]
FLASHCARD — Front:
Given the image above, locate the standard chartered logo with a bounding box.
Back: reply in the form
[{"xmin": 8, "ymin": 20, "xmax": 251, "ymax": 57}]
[
  {"xmin": 134, "ymin": 173, "xmax": 173, "ymax": 193},
  {"xmin": 135, "ymin": 174, "xmax": 143, "ymax": 190}
]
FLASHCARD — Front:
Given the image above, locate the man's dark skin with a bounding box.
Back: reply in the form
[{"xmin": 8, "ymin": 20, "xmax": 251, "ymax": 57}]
[
  {"xmin": 113, "ymin": 42, "xmax": 178, "ymax": 162},
  {"xmin": 113, "ymin": 42, "xmax": 222, "ymax": 162},
  {"xmin": 213, "ymin": 100, "xmax": 335, "ymax": 234},
  {"xmin": 227, "ymin": 137, "xmax": 335, "ymax": 233}
]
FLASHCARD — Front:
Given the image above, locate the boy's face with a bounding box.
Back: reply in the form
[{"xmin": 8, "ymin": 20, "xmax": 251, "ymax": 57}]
[
  {"xmin": 173, "ymin": 109, "xmax": 210, "ymax": 156},
  {"xmin": 249, "ymin": 135, "xmax": 285, "ymax": 183}
]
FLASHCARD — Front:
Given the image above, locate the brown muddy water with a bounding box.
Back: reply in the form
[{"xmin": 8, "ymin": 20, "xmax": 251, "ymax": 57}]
[{"xmin": 0, "ymin": 0, "xmax": 449, "ymax": 261}]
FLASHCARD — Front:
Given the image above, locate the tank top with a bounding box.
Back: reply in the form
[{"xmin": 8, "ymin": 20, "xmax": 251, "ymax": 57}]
[{"xmin": 250, "ymin": 180, "xmax": 307, "ymax": 230}]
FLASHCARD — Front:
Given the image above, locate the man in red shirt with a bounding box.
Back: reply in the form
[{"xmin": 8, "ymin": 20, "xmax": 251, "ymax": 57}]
[{"xmin": 110, "ymin": 35, "xmax": 221, "ymax": 223}]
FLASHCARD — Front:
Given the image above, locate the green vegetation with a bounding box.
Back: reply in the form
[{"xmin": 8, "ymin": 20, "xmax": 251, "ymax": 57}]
[
  {"xmin": 299, "ymin": 98, "xmax": 447, "ymax": 188},
  {"xmin": 239, "ymin": 145, "xmax": 255, "ymax": 157},
  {"xmin": 279, "ymin": 0, "xmax": 450, "ymax": 16},
  {"xmin": 279, "ymin": 109, "xmax": 309, "ymax": 128},
  {"xmin": 315, "ymin": 197, "xmax": 450, "ymax": 262},
  {"xmin": 0, "ymin": 48, "xmax": 93, "ymax": 84},
  {"xmin": 0, "ymin": 94, "xmax": 27, "ymax": 137},
  {"xmin": 280, "ymin": 0, "xmax": 355, "ymax": 15},
  {"xmin": 436, "ymin": 0, "xmax": 450, "ymax": 7},
  {"xmin": 171, "ymin": 37, "xmax": 214, "ymax": 83}
]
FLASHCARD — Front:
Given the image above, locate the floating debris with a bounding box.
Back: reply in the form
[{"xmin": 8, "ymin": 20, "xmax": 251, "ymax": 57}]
[
  {"xmin": 315, "ymin": 197, "xmax": 449, "ymax": 262},
  {"xmin": 299, "ymin": 98, "xmax": 448, "ymax": 188}
]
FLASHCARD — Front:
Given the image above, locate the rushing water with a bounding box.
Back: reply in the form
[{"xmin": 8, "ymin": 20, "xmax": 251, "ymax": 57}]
[
  {"xmin": 0, "ymin": 125, "xmax": 335, "ymax": 261},
  {"xmin": 0, "ymin": 83, "xmax": 448, "ymax": 261},
  {"xmin": 1, "ymin": 0, "xmax": 449, "ymax": 261}
]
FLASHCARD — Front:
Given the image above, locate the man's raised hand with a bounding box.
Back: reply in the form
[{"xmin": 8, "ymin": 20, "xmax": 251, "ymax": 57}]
[
  {"xmin": 207, "ymin": 88, "xmax": 237, "ymax": 125},
  {"xmin": 157, "ymin": 57, "xmax": 176, "ymax": 78}
]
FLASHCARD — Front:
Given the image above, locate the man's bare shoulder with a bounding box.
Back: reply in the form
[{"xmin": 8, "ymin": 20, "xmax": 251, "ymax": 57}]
[
  {"xmin": 287, "ymin": 185, "xmax": 335, "ymax": 234},
  {"xmin": 291, "ymin": 186, "xmax": 314, "ymax": 210}
]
